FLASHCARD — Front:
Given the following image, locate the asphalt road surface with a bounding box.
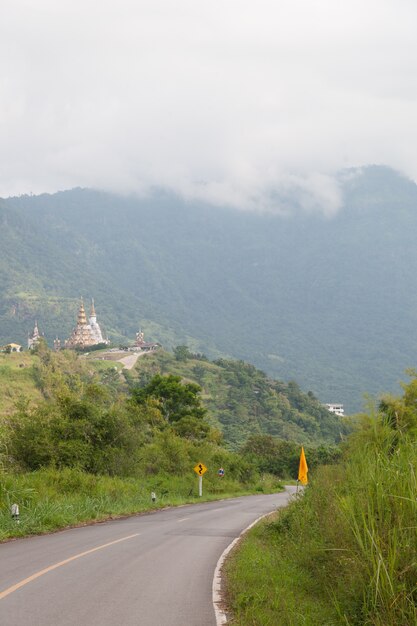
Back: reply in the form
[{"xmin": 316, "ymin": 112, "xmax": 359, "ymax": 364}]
[{"xmin": 0, "ymin": 488, "xmax": 296, "ymax": 626}]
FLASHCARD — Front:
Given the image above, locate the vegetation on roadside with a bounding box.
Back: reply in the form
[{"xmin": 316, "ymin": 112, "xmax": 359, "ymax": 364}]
[
  {"xmin": 225, "ymin": 371, "xmax": 417, "ymax": 625},
  {"xmin": 0, "ymin": 352, "xmax": 43, "ymax": 415},
  {"xmin": 241, "ymin": 433, "xmax": 341, "ymax": 478},
  {"xmin": 0, "ymin": 468, "xmax": 281, "ymax": 542},
  {"xmin": 0, "ymin": 344, "xmax": 286, "ymax": 539}
]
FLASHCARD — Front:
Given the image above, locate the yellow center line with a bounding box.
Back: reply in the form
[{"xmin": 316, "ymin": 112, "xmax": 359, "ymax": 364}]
[{"xmin": 0, "ymin": 533, "xmax": 140, "ymax": 601}]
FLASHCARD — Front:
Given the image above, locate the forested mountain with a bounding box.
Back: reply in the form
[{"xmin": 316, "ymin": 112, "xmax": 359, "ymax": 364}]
[{"xmin": 1, "ymin": 165, "xmax": 417, "ymax": 412}]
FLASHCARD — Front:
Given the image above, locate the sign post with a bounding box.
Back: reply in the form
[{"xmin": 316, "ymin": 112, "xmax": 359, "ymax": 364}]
[{"xmin": 193, "ymin": 462, "xmax": 207, "ymax": 497}]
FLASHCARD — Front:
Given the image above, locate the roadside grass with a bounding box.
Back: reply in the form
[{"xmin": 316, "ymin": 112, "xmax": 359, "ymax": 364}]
[
  {"xmin": 0, "ymin": 468, "xmax": 282, "ymax": 541},
  {"xmin": 225, "ymin": 419, "xmax": 417, "ymax": 626},
  {"xmin": 224, "ymin": 505, "xmax": 343, "ymax": 626}
]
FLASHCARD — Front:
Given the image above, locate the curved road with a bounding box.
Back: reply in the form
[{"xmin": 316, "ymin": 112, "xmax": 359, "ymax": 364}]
[{"xmin": 0, "ymin": 488, "xmax": 295, "ymax": 626}]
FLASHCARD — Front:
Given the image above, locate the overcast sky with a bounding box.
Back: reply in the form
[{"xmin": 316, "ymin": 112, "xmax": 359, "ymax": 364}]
[{"xmin": 1, "ymin": 0, "xmax": 416, "ymax": 212}]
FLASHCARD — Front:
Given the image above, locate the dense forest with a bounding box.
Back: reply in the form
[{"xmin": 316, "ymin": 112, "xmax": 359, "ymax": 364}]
[{"xmin": 1, "ymin": 166, "xmax": 417, "ymax": 411}]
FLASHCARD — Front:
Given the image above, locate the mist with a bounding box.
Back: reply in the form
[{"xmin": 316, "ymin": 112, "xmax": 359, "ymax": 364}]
[{"xmin": 1, "ymin": 0, "xmax": 416, "ymax": 215}]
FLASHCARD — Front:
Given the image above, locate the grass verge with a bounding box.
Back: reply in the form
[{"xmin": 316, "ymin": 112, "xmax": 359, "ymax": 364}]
[
  {"xmin": 224, "ymin": 503, "xmax": 342, "ymax": 626},
  {"xmin": 225, "ymin": 419, "xmax": 417, "ymax": 625},
  {"xmin": 0, "ymin": 468, "xmax": 282, "ymax": 541}
]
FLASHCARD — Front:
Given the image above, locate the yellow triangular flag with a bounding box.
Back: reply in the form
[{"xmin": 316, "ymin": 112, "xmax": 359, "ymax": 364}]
[{"xmin": 298, "ymin": 446, "xmax": 308, "ymax": 485}]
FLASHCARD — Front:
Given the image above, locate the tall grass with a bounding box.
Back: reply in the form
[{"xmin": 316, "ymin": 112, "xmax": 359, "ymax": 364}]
[
  {"xmin": 225, "ymin": 416, "xmax": 417, "ymax": 625},
  {"xmin": 0, "ymin": 467, "xmax": 282, "ymax": 541},
  {"xmin": 336, "ymin": 422, "xmax": 417, "ymax": 624}
]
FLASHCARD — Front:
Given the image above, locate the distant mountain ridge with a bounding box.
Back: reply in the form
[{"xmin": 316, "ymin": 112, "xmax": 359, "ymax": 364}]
[{"xmin": 1, "ymin": 165, "xmax": 417, "ymax": 412}]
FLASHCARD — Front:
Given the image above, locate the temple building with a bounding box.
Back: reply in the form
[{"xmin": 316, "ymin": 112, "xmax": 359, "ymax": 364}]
[
  {"xmin": 53, "ymin": 338, "xmax": 61, "ymax": 352},
  {"xmin": 89, "ymin": 299, "xmax": 105, "ymax": 344},
  {"xmin": 64, "ymin": 299, "xmax": 108, "ymax": 349},
  {"xmin": 134, "ymin": 329, "xmax": 159, "ymax": 352},
  {"xmin": 28, "ymin": 321, "xmax": 41, "ymax": 350}
]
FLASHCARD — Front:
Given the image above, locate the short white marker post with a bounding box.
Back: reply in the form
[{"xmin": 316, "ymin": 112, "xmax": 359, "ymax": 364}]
[
  {"xmin": 11, "ymin": 503, "xmax": 20, "ymax": 523},
  {"xmin": 199, "ymin": 475, "xmax": 203, "ymax": 497}
]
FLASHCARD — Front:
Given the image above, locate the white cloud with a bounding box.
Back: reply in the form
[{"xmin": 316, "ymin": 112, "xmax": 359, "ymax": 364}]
[{"xmin": 1, "ymin": 0, "xmax": 417, "ymax": 214}]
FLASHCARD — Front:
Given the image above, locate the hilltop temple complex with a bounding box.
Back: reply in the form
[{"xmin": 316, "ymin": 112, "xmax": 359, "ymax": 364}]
[
  {"xmin": 64, "ymin": 298, "xmax": 108, "ymax": 350},
  {"xmin": 12, "ymin": 299, "xmax": 159, "ymax": 354}
]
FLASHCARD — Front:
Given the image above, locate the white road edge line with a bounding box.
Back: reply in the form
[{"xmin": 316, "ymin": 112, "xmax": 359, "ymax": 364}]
[{"xmin": 212, "ymin": 512, "xmax": 273, "ymax": 626}]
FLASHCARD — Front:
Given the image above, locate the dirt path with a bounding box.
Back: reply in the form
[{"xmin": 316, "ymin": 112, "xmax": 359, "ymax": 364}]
[{"xmin": 117, "ymin": 352, "xmax": 143, "ymax": 370}]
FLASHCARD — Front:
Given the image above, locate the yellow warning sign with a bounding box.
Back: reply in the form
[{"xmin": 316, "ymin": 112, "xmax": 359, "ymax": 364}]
[{"xmin": 194, "ymin": 462, "xmax": 208, "ymax": 476}]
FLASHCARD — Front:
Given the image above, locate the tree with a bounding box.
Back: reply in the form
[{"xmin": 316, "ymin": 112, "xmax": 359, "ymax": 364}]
[
  {"xmin": 131, "ymin": 374, "xmax": 207, "ymax": 423},
  {"xmin": 173, "ymin": 345, "xmax": 192, "ymax": 361},
  {"xmin": 379, "ymin": 369, "xmax": 417, "ymax": 438},
  {"xmin": 173, "ymin": 416, "xmax": 210, "ymax": 440},
  {"xmin": 240, "ymin": 434, "xmax": 340, "ymax": 477},
  {"xmin": 241, "ymin": 434, "xmax": 299, "ymax": 476},
  {"xmin": 7, "ymin": 390, "xmax": 144, "ymax": 475}
]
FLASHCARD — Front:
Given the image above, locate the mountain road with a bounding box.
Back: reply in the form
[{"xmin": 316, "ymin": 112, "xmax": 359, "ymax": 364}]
[{"xmin": 0, "ymin": 488, "xmax": 296, "ymax": 626}]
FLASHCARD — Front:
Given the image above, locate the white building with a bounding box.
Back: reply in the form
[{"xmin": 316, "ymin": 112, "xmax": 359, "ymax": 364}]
[
  {"xmin": 89, "ymin": 299, "xmax": 107, "ymax": 344},
  {"xmin": 28, "ymin": 321, "xmax": 41, "ymax": 349},
  {"xmin": 325, "ymin": 403, "xmax": 345, "ymax": 417}
]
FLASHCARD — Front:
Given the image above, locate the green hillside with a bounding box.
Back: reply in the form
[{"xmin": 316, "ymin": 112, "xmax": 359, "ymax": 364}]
[
  {"xmin": 0, "ymin": 347, "xmax": 343, "ymax": 448},
  {"xmin": 1, "ymin": 165, "xmax": 417, "ymax": 411},
  {"xmin": 120, "ymin": 350, "xmax": 344, "ymax": 448}
]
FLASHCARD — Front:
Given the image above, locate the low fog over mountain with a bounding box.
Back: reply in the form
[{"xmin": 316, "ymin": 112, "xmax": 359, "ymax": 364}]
[{"xmin": 1, "ymin": 165, "xmax": 416, "ymax": 412}]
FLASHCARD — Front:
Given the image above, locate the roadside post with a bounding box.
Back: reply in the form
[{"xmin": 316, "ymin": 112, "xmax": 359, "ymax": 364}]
[
  {"xmin": 11, "ymin": 503, "xmax": 20, "ymax": 523},
  {"xmin": 193, "ymin": 462, "xmax": 207, "ymax": 496}
]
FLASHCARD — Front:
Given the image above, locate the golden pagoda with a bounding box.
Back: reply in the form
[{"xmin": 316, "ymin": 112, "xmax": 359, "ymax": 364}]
[{"xmin": 65, "ymin": 298, "xmax": 97, "ymax": 349}]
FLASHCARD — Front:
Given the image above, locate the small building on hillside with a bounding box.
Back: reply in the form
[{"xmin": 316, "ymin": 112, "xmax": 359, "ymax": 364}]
[
  {"xmin": 53, "ymin": 338, "xmax": 61, "ymax": 352},
  {"xmin": 325, "ymin": 403, "xmax": 345, "ymax": 417},
  {"xmin": 134, "ymin": 330, "xmax": 159, "ymax": 352},
  {"xmin": 0, "ymin": 343, "xmax": 23, "ymax": 352}
]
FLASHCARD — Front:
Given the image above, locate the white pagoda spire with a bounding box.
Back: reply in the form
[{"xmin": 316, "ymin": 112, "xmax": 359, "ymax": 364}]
[
  {"xmin": 28, "ymin": 320, "xmax": 41, "ymax": 349},
  {"xmin": 89, "ymin": 298, "xmax": 105, "ymax": 344}
]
